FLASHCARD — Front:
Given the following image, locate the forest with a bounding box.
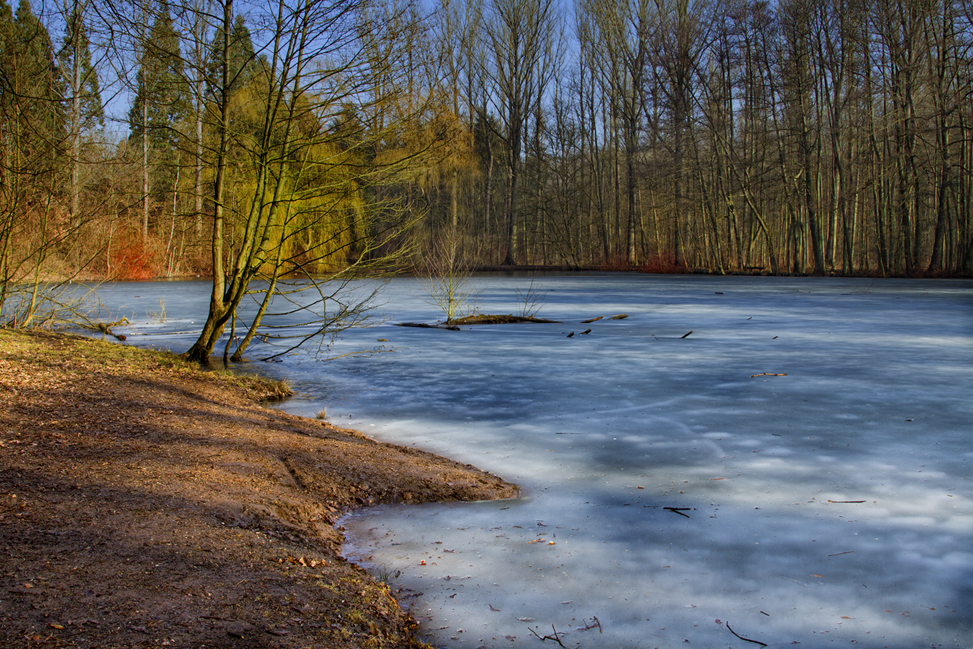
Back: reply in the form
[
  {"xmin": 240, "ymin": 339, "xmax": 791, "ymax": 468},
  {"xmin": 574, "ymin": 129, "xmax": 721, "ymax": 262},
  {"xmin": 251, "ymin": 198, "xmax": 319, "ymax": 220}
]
[{"xmin": 1, "ymin": 0, "xmax": 971, "ymax": 305}]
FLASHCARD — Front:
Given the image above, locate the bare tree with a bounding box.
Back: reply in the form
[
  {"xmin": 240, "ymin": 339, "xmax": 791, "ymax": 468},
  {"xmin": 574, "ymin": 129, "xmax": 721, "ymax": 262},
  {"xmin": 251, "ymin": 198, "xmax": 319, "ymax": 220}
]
[
  {"xmin": 649, "ymin": 0, "xmax": 709, "ymax": 269},
  {"xmin": 483, "ymin": 0, "xmax": 559, "ymax": 265}
]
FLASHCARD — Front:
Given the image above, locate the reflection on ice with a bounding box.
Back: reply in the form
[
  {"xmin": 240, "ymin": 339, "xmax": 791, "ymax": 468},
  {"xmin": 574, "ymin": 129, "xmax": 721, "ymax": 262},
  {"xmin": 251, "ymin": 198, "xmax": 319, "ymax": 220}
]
[{"xmin": 102, "ymin": 274, "xmax": 971, "ymax": 648}]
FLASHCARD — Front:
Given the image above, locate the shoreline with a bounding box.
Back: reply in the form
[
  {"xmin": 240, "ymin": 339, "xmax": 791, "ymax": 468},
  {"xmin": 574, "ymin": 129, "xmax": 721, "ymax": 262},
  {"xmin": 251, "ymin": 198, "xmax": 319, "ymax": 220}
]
[
  {"xmin": 28, "ymin": 266, "xmax": 973, "ymax": 284},
  {"xmin": 0, "ymin": 329, "xmax": 517, "ymax": 648}
]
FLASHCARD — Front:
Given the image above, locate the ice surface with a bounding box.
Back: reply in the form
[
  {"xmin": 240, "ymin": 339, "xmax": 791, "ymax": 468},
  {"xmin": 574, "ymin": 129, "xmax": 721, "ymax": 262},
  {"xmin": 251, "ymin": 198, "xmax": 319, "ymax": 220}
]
[{"xmin": 98, "ymin": 274, "xmax": 972, "ymax": 648}]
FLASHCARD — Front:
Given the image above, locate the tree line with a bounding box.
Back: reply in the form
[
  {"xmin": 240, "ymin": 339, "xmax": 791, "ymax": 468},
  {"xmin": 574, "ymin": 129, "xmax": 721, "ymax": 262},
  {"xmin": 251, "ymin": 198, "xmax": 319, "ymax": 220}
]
[
  {"xmin": 423, "ymin": 0, "xmax": 972, "ymax": 276},
  {"xmin": 0, "ymin": 0, "xmax": 970, "ymax": 319}
]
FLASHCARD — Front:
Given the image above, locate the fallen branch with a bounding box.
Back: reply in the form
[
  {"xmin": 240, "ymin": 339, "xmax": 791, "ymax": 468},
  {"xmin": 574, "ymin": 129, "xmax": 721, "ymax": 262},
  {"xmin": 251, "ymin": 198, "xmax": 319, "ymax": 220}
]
[
  {"xmin": 681, "ymin": 331, "xmax": 693, "ymax": 339},
  {"xmin": 577, "ymin": 616, "xmax": 602, "ymax": 633},
  {"xmin": 608, "ymin": 314, "xmax": 628, "ymax": 320},
  {"xmin": 580, "ymin": 316, "xmax": 603, "ymax": 323},
  {"xmin": 449, "ymin": 314, "xmax": 560, "ymax": 325},
  {"xmin": 528, "ymin": 624, "xmax": 566, "ymax": 647},
  {"xmin": 664, "ymin": 507, "xmax": 692, "ymax": 518},
  {"xmin": 96, "ymin": 322, "xmax": 128, "ymax": 341},
  {"xmin": 726, "ymin": 621, "xmax": 767, "ymax": 647},
  {"xmin": 750, "ymin": 373, "xmax": 787, "ymax": 378},
  {"xmin": 827, "ymin": 500, "xmax": 865, "ymax": 504},
  {"xmin": 396, "ymin": 322, "xmax": 460, "ymax": 330}
]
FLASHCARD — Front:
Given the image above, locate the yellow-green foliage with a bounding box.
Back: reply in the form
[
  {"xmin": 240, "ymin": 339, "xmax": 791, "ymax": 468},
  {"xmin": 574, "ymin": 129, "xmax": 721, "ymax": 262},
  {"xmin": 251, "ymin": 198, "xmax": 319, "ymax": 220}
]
[{"xmin": 202, "ymin": 80, "xmax": 372, "ymax": 278}]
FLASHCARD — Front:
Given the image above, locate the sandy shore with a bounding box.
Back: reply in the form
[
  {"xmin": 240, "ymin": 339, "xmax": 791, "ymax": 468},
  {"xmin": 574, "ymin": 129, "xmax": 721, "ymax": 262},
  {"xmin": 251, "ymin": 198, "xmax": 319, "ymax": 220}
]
[{"xmin": 0, "ymin": 330, "xmax": 517, "ymax": 648}]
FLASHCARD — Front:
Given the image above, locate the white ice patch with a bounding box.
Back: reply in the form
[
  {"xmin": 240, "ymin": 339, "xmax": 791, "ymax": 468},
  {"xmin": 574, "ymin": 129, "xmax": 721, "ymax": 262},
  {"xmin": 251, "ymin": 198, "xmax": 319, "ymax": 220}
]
[{"xmin": 96, "ymin": 274, "xmax": 973, "ymax": 648}]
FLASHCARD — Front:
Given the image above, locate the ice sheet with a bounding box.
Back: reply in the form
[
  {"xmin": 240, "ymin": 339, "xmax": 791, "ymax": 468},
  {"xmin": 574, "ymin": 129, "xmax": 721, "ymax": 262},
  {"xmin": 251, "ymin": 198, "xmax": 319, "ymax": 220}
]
[{"xmin": 100, "ymin": 274, "xmax": 973, "ymax": 648}]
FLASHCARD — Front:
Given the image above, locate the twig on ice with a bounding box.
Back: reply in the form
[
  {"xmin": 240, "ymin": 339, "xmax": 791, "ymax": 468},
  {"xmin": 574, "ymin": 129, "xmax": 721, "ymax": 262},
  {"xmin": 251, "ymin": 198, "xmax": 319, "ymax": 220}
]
[
  {"xmin": 528, "ymin": 624, "xmax": 566, "ymax": 647},
  {"xmin": 664, "ymin": 507, "xmax": 692, "ymax": 518},
  {"xmin": 577, "ymin": 616, "xmax": 602, "ymax": 633},
  {"xmin": 725, "ymin": 621, "xmax": 768, "ymax": 646}
]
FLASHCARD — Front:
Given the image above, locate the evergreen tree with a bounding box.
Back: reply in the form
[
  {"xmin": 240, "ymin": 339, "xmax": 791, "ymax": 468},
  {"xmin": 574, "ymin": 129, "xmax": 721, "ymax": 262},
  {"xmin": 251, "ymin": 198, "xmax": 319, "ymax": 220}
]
[
  {"xmin": 128, "ymin": 1, "xmax": 190, "ymax": 238},
  {"xmin": 0, "ymin": 0, "xmax": 15, "ymax": 123},
  {"xmin": 10, "ymin": 0, "xmax": 66, "ymax": 170},
  {"xmin": 0, "ymin": 0, "xmax": 17, "ymax": 312},
  {"xmin": 59, "ymin": 0, "xmax": 103, "ymax": 223},
  {"xmin": 59, "ymin": 3, "xmax": 104, "ymax": 133},
  {"xmin": 205, "ymin": 12, "xmax": 264, "ymax": 147},
  {"xmin": 129, "ymin": 2, "xmax": 189, "ymax": 151},
  {"xmin": 206, "ymin": 13, "xmax": 260, "ymax": 97},
  {"xmin": 0, "ymin": 0, "xmax": 66, "ymax": 323}
]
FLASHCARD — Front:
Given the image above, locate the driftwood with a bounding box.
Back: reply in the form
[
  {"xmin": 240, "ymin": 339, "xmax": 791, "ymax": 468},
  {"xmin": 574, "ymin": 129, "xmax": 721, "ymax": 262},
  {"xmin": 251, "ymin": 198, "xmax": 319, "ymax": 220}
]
[
  {"xmin": 448, "ymin": 314, "xmax": 560, "ymax": 325},
  {"xmin": 681, "ymin": 330, "xmax": 693, "ymax": 338},
  {"xmin": 566, "ymin": 332, "xmax": 574, "ymax": 338},
  {"xmin": 750, "ymin": 372, "xmax": 786, "ymax": 378},
  {"xmin": 581, "ymin": 314, "xmax": 627, "ymax": 322},
  {"xmin": 580, "ymin": 329, "xmax": 592, "ymax": 335},
  {"xmin": 396, "ymin": 323, "xmax": 460, "ymax": 330}
]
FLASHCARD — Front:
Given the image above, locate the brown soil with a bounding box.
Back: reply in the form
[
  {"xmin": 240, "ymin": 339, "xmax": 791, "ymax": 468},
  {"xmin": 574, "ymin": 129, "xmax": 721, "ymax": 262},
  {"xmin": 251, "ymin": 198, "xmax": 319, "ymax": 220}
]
[{"xmin": 0, "ymin": 330, "xmax": 517, "ymax": 648}]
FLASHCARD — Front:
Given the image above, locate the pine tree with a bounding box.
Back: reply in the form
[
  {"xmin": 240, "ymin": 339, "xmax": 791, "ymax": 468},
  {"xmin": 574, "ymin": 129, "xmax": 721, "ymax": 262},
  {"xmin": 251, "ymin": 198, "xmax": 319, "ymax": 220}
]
[
  {"xmin": 129, "ymin": 1, "xmax": 189, "ymax": 241},
  {"xmin": 60, "ymin": 3, "xmax": 104, "ymax": 132},
  {"xmin": 59, "ymin": 0, "xmax": 103, "ymax": 224},
  {"xmin": 207, "ymin": 13, "xmax": 260, "ymax": 97},
  {"xmin": 11, "ymin": 0, "xmax": 65, "ymax": 174},
  {"xmin": 0, "ymin": 0, "xmax": 17, "ymax": 313},
  {"xmin": 0, "ymin": 0, "xmax": 66, "ymax": 324}
]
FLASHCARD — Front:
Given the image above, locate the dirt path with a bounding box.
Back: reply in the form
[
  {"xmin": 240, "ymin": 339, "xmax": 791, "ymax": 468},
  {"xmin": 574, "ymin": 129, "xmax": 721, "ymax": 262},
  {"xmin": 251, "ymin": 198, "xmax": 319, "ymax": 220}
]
[{"xmin": 0, "ymin": 330, "xmax": 517, "ymax": 648}]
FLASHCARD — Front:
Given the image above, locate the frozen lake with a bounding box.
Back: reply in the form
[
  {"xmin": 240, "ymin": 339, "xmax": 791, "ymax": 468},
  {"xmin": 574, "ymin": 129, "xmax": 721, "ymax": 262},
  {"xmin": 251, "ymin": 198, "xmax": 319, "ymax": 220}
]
[{"xmin": 97, "ymin": 273, "xmax": 972, "ymax": 648}]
